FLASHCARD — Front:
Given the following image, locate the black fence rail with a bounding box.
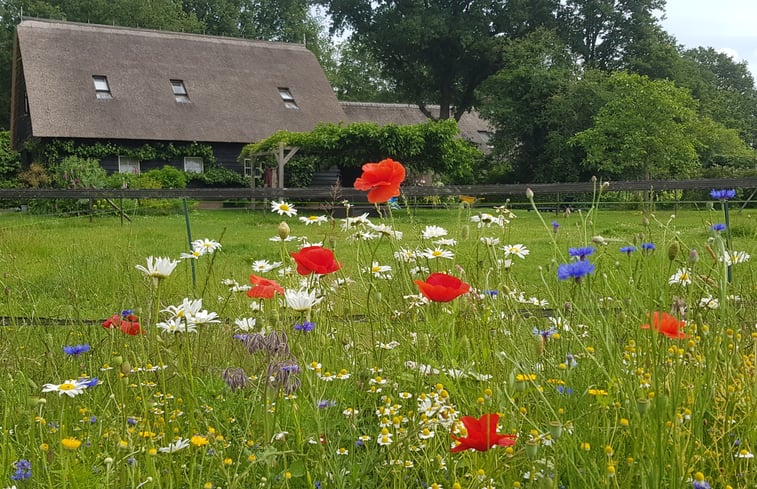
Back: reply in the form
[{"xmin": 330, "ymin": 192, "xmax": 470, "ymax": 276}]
[{"xmin": 0, "ymin": 177, "xmax": 755, "ymax": 201}]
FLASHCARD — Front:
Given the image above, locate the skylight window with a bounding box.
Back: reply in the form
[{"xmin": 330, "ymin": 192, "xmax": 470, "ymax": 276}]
[
  {"xmin": 278, "ymin": 88, "xmax": 298, "ymax": 109},
  {"xmin": 171, "ymin": 80, "xmax": 190, "ymax": 103},
  {"xmin": 93, "ymin": 76, "xmax": 112, "ymax": 99}
]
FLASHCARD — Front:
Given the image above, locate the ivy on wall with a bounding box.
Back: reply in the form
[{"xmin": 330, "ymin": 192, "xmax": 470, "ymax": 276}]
[{"xmin": 31, "ymin": 139, "xmax": 217, "ymax": 167}]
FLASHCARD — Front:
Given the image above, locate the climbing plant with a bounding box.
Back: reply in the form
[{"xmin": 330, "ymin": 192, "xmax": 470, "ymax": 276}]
[{"xmin": 240, "ymin": 119, "xmax": 482, "ymax": 184}]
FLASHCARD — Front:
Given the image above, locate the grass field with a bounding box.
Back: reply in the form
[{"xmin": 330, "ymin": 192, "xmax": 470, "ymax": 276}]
[{"xmin": 0, "ymin": 195, "xmax": 755, "ymax": 488}]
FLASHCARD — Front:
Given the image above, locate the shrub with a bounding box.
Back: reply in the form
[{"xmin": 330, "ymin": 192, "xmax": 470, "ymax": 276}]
[{"xmin": 142, "ymin": 165, "xmax": 187, "ymax": 189}]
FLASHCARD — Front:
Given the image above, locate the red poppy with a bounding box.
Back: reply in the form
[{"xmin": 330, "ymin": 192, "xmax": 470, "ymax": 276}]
[
  {"xmin": 451, "ymin": 413, "xmax": 517, "ymax": 453},
  {"xmin": 414, "ymin": 272, "xmax": 470, "ymax": 302},
  {"xmin": 247, "ymin": 274, "xmax": 284, "ymax": 299},
  {"xmin": 290, "ymin": 246, "xmax": 341, "ymax": 275},
  {"xmin": 102, "ymin": 313, "xmax": 143, "ymax": 335},
  {"xmin": 353, "ymin": 158, "xmax": 406, "ymax": 204},
  {"xmin": 641, "ymin": 311, "xmax": 686, "ymax": 339}
]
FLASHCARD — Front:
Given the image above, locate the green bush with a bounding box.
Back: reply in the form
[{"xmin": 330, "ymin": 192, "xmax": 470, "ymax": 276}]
[
  {"xmin": 53, "ymin": 156, "xmax": 107, "ymax": 189},
  {"xmin": 187, "ymin": 167, "xmax": 249, "ymax": 187},
  {"xmin": 142, "ymin": 165, "xmax": 187, "ymax": 189}
]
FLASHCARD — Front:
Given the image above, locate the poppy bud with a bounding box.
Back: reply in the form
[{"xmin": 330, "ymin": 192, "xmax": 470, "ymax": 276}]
[
  {"xmin": 548, "ymin": 421, "xmax": 563, "ymax": 440},
  {"xmin": 460, "ymin": 224, "xmax": 470, "ymax": 241},
  {"xmin": 636, "ymin": 398, "xmax": 650, "ymax": 416},
  {"xmin": 525, "ymin": 439, "xmax": 539, "ymax": 457},
  {"xmin": 120, "ymin": 362, "xmax": 132, "ymax": 375},
  {"xmin": 667, "ymin": 241, "xmax": 680, "ymax": 261},
  {"xmin": 112, "ymin": 355, "xmax": 123, "ymax": 366},
  {"xmin": 525, "ymin": 188, "xmax": 534, "ymax": 200},
  {"xmin": 277, "ymin": 221, "xmax": 290, "ymax": 240},
  {"xmin": 688, "ymin": 248, "xmax": 699, "ymax": 264},
  {"xmin": 642, "ymin": 216, "xmax": 649, "ymax": 227}
]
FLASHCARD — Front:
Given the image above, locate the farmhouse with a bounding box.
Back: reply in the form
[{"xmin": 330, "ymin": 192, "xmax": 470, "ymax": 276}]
[
  {"xmin": 10, "ymin": 19, "xmax": 492, "ymax": 186},
  {"xmin": 10, "ymin": 18, "xmax": 346, "ymax": 176}
]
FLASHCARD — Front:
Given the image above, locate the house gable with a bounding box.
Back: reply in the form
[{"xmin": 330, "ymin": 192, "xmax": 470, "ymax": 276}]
[{"xmin": 11, "ymin": 19, "xmax": 346, "ymax": 149}]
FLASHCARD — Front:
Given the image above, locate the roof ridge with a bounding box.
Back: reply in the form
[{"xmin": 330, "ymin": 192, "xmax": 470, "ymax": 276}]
[{"xmin": 18, "ymin": 17, "xmax": 306, "ymax": 50}]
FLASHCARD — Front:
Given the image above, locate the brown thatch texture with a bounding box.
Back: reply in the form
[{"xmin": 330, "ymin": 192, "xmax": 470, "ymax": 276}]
[{"xmin": 16, "ymin": 19, "xmax": 346, "ymax": 143}]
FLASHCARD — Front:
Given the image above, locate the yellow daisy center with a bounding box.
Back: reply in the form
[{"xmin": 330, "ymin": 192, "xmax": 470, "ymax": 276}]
[{"xmin": 59, "ymin": 383, "xmax": 76, "ymax": 391}]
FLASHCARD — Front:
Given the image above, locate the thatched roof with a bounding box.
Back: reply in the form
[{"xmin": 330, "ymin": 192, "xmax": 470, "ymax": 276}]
[
  {"xmin": 14, "ymin": 19, "xmax": 346, "ymax": 143},
  {"xmin": 339, "ymin": 101, "xmax": 494, "ymax": 152}
]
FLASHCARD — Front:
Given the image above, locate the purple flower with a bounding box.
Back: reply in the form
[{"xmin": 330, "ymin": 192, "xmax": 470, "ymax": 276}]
[
  {"xmin": 63, "ymin": 344, "xmax": 90, "ymax": 356},
  {"xmin": 557, "ymin": 260, "xmax": 595, "ymax": 282},
  {"xmin": 551, "ymin": 220, "xmax": 560, "ymax": 232},
  {"xmin": 11, "ymin": 459, "xmax": 32, "ymax": 480},
  {"xmin": 568, "ymin": 246, "xmax": 595, "ymax": 260},
  {"xmin": 619, "ymin": 246, "xmax": 636, "ymax": 255},
  {"xmin": 710, "ymin": 189, "xmax": 736, "ymax": 200},
  {"xmin": 317, "ymin": 399, "xmax": 337, "ymax": 409},
  {"xmin": 710, "ymin": 223, "xmax": 726, "ymax": 232},
  {"xmin": 693, "ymin": 479, "xmax": 711, "ymax": 489},
  {"xmin": 79, "ymin": 377, "xmax": 99, "ymax": 389},
  {"xmin": 294, "ymin": 321, "xmax": 316, "ymax": 332},
  {"xmin": 641, "ymin": 242, "xmax": 655, "ymax": 253}
]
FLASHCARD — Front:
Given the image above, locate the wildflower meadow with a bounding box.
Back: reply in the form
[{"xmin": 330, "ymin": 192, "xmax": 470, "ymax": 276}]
[{"xmin": 1, "ymin": 160, "xmax": 756, "ymax": 489}]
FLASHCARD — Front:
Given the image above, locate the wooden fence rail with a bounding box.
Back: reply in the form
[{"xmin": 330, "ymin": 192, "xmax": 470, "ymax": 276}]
[{"xmin": 0, "ymin": 177, "xmax": 755, "ymax": 201}]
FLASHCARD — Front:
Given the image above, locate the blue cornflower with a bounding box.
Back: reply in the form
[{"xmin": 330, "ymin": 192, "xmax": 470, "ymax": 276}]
[
  {"xmin": 551, "ymin": 220, "xmax": 560, "ymax": 232},
  {"xmin": 63, "ymin": 344, "xmax": 90, "ymax": 356},
  {"xmin": 533, "ymin": 326, "xmax": 557, "ymax": 340},
  {"xmin": 620, "ymin": 246, "xmax": 636, "ymax": 255},
  {"xmin": 317, "ymin": 399, "xmax": 337, "ymax": 409},
  {"xmin": 641, "ymin": 242, "xmax": 656, "ymax": 253},
  {"xmin": 568, "ymin": 246, "xmax": 595, "ymax": 260},
  {"xmin": 294, "ymin": 321, "xmax": 316, "ymax": 332},
  {"xmin": 79, "ymin": 377, "xmax": 99, "ymax": 389},
  {"xmin": 11, "ymin": 459, "xmax": 32, "ymax": 480},
  {"xmin": 127, "ymin": 417, "xmax": 138, "ymax": 425},
  {"xmin": 692, "ymin": 478, "xmax": 711, "ymax": 489},
  {"xmin": 556, "ymin": 385, "xmax": 573, "ymax": 395},
  {"xmin": 710, "ymin": 223, "xmax": 726, "ymax": 232},
  {"xmin": 710, "ymin": 189, "xmax": 736, "ymax": 200},
  {"xmin": 557, "ymin": 260, "xmax": 596, "ymax": 282}
]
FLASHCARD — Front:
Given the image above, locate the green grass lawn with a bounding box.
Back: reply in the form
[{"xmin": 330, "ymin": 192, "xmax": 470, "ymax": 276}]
[{"xmin": 0, "ymin": 199, "xmax": 755, "ymax": 488}]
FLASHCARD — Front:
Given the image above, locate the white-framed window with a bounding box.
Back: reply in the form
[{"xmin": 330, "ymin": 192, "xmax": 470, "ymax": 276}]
[
  {"xmin": 93, "ymin": 75, "xmax": 112, "ymax": 99},
  {"xmin": 118, "ymin": 156, "xmax": 140, "ymax": 174},
  {"xmin": 184, "ymin": 157, "xmax": 204, "ymax": 173},
  {"xmin": 243, "ymin": 158, "xmax": 253, "ymax": 177},
  {"xmin": 171, "ymin": 79, "xmax": 190, "ymax": 103},
  {"xmin": 278, "ymin": 87, "xmax": 298, "ymax": 109}
]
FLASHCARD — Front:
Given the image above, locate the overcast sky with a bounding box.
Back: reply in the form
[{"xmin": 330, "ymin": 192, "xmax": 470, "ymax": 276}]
[{"xmin": 660, "ymin": 0, "xmax": 757, "ymax": 79}]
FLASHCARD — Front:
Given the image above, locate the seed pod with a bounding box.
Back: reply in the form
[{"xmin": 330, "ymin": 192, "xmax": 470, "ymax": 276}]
[
  {"xmin": 668, "ymin": 241, "xmax": 680, "ymax": 261},
  {"xmin": 277, "ymin": 221, "xmax": 290, "ymax": 240}
]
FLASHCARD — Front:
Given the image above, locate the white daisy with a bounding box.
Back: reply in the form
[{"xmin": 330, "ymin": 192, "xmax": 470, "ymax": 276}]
[
  {"xmin": 368, "ymin": 223, "xmax": 403, "ymax": 240},
  {"xmin": 299, "ymin": 215, "xmax": 328, "ymax": 225},
  {"xmin": 480, "ymin": 236, "xmax": 500, "ymax": 246},
  {"xmin": 420, "ymin": 248, "xmax": 455, "ymax": 260},
  {"xmin": 364, "ymin": 262, "xmax": 393, "ymax": 279},
  {"xmin": 270, "ymin": 200, "xmax": 297, "ymax": 217},
  {"xmin": 421, "ymin": 225, "xmax": 448, "ymax": 239},
  {"xmin": 268, "ymin": 235, "xmax": 297, "ymax": 242},
  {"xmin": 433, "ymin": 238, "xmax": 457, "ymax": 246},
  {"xmin": 135, "ymin": 256, "xmax": 179, "ymax": 281},
  {"xmin": 42, "ymin": 379, "xmax": 87, "ymax": 397},
  {"xmin": 284, "ymin": 288, "xmax": 323, "ymax": 311},
  {"xmin": 341, "ymin": 213, "xmax": 371, "ymax": 230},
  {"xmin": 698, "ymin": 296, "xmax": 719, "ymax": 309},
  {"xmin": 234, "ymin": 317, "xmax": 257, "ymax": 332},
  {"xmin": 721, "ymin": 251, "xmax": 750, "ymax": 266},
  {"xmin": 180, "ymin": 249, "xmax": 203, "ymax": 260},
  {"xmin": 158, "ymin": 438, "xmax": 190, "ymax": 453},
  {"xmin": 394, "ymin": 248, "xmax": 418, "ymax": 263},
  {"xmin": 502, "ymin": 244, "xmax": 530, "ymax": 259},
  {"xmin": 668, "ymin": 268, "xmax": 692, "ymax": 286},
  {"xmin": 191, "ymin": 238, "xmax": 222, "ymax": 254},
  {"xmin": 156, "ymin": 318, "xmax": 197, "ymax": 334},
  {"xmin": 162, "ymin": 298, "xmax": 204, "ymax": 320},
  {"xmin": 251, "ymin": 259, "xmax": 282, "ymax": 273},
  {"xmin": 348, "ymin": 231, "xmax": 379, "ymax": 241}
]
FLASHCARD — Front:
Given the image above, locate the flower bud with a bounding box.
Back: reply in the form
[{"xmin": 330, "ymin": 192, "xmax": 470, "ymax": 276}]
[
  {"xmin": 548, "ymin": 421, "xmax": 563, "ymax": 440},
  {"xmin": 277, "ymin": 221, "xmax": 290, "ymax": 240},
  {"xmin": 525, "ymin": 439, "xmax": 539, "ymax": 457},
  {"xmin": 636, "ymin": 398, "xmax": 650, "ymax": 416},
  {"xmin": 688, "ymin": 248, "xmax": 699, "ymax": 264},
  {"xmin": 667, "ymin": 241, "xmax": 680, "ymax": 261},
  {"xmin": 526, "ymin": 188, "xmax": 534, "ymax": 200}
]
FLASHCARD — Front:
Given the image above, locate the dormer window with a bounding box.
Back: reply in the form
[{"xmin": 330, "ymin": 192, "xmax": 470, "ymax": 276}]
[
  {"xmin": 278, "ymin": 88, "xmax": 298, "ymax": 109},
  {"xmin": 171, "ymin": 80, "xmax": 190, "ymax": 103},
  {"xmin": 93, "ymin": 75, "xmax": 112, "ymax": 99}
]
